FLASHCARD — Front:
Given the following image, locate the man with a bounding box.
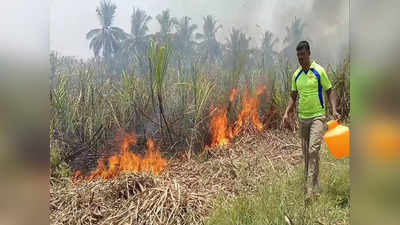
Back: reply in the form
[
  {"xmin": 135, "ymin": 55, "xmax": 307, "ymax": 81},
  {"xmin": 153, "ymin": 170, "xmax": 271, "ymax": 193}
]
[{"xmin": 281, "ymin": 40, "xmax": 340, "ymax": 204}]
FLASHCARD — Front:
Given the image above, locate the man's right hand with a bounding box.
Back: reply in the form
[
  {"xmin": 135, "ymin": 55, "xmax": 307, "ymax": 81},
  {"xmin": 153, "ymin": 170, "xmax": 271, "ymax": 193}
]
[
  {"xmin": 280, "ymin": 112, "xmax": 289, "ymax": 130},
  {"xmin": 281, "ymin": 91, "xmax": 297, "ymax": 130}
]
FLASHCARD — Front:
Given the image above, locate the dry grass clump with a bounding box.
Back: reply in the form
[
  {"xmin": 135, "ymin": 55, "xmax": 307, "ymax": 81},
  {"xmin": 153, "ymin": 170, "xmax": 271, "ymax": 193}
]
[{"xmin": 50, "ymin": 131, "xmax": 301, "ymax": 225}]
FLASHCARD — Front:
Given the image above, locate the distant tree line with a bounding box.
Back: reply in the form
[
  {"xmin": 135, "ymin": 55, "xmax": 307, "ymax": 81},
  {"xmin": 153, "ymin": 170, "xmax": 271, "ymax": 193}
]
[{"xmin": 57, "ymin": 0, "xmax": 314, "ymax": 77}]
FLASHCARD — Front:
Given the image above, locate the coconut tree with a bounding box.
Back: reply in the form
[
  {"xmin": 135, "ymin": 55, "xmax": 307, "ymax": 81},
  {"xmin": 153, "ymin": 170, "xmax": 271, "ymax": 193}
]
[
  {"xmin": 155, "ymin": 9, "xmax": 178, "ymax": 44},
  {"xmin": 195, "ymin": 15, "xmax": 223, "ymax": 67},
  {"xmin": 224, "ymin": 28, "xmax": 251, "ymax": 73},
  {"xmin": 261, "ymin": 30, "xmax": 279, "ymax": 71},
  {"xmin": 174, "ymin": 16, "xmax": 198, "ymax": 69},
  {"xmin": 86, "ymin": 0, "xmax": 127, "ymax": 63},
  {"xmin": 119, "ymin": 7, "xmax": 152, "ymax": 74},
  {"xmin": 282, "ymin": 17, "xmax": 306, "ymax": 64}
]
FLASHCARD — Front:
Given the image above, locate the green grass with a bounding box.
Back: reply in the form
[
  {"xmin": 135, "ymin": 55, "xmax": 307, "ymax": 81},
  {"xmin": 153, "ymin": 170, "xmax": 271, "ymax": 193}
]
[
  {"xmin": 50, "ymin": 143, "xmax": 72, "ymax": 178},
  {"xmin": 207, "ymin": 149, "xmax": 350, "ymax": 225}
]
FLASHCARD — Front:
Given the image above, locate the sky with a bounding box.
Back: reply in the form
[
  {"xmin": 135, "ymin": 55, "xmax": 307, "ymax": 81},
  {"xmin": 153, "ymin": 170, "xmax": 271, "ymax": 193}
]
[{"xmin": 50, "ymin": 0, "xmax": 348, "ymax": 62}]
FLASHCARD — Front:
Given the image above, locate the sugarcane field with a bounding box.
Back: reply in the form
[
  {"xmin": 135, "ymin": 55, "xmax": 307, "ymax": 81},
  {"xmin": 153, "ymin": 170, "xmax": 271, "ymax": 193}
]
[{"xmin": 50, "ymin": 1, "xmax": 350, "ymax": 224}]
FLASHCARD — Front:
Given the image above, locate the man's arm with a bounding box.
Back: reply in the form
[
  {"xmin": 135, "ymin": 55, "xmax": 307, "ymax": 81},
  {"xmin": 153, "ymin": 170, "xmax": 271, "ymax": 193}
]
[
  {"xmin": 285, "ymin": 91, "xmax": 298, "ymax": 115},
  {"xmin": 326, "ymin": 88, "xmax": 340, "ymax": 120},
  {"xmin": 281, "ymin": 91, "xmax": 298, "ymax": 129}
]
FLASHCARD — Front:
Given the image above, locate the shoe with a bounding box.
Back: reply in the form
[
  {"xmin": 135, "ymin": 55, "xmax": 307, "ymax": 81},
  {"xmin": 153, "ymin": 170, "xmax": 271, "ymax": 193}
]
[
  {"xmin": 312, "ymin": 187, "xmax": 322, "ymax": 200},
  {"xmin": 305, "ymin": 193, "xmax": 312, "ymax": 207}
]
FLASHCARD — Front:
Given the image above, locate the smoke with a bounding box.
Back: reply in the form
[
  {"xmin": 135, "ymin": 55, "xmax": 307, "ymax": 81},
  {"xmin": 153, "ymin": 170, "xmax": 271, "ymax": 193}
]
[
  {"xmin": 305, "ymin": 0, "xmax": 349, "ymax": 64},
  {"xmin": 271, "ymin": 0, "xmax": 349, "ymax": 64},
  {"xmin": 50, "ymin": 0, "xmax": 349, "ymax": 63}
]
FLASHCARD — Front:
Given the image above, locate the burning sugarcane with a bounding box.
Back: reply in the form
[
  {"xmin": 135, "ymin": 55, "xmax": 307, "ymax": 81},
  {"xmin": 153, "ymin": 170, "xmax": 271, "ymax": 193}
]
[{"xmin": 206, "ymin": 85, "xmax": 267, "ymax": 150}]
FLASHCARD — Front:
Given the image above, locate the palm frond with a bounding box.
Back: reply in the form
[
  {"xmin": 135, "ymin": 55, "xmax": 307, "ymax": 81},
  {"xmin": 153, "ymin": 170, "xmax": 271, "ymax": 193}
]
[{"xmin": 86, "ymin": 28, "xmax": 102, "ymax": 40}]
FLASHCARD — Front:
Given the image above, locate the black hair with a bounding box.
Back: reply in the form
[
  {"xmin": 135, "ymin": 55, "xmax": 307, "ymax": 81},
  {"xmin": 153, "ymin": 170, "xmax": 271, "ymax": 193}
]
[{"xmin": 296, "ymin": 40, "xmax": 310, "ymax": 52}]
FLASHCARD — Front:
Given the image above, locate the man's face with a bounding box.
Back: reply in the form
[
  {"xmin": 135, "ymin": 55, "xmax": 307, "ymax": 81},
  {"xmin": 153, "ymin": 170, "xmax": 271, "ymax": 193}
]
[{"xmin": 297, "ymin": 48, "xmax": 310, "ymax": 68}]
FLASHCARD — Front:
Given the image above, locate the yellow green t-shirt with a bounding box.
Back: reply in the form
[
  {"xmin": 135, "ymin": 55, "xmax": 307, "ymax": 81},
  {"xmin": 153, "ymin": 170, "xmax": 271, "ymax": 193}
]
[{"xmin": 291, "ymin": 61, "xmax": 332, "ymax": 119}]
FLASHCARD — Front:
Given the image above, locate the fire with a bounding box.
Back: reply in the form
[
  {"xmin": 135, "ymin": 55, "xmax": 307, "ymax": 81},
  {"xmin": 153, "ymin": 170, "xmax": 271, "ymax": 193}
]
[
  {"xmin": 206, "ymin": 85, "xmax": 267, "ymax": 149},
  {"xmin": 229, "ymin": 88, "xmax": 238, "ymax": 102},
  {"xmin": 233, "ymin": 85, "xmax": 266, "ymax": 135},
  {"xmin": 141, "ymin": 139, "xmax": 168, "ymax": 175},
  {"xmin": 73, "ymin": 131, "xmax": 167, "ymax": 182},
  {"xmin": 208, "ymin": 107, "xmax": 233, "ymax": 148},
  {"xmin": 72, "ymin": 170, "xmax": 83, "ymax": 183}
]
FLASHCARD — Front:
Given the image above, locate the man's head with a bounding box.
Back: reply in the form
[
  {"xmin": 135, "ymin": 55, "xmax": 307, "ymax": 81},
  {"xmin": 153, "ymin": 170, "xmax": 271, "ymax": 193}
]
[{"xmin": 296, "ymin": 41, "xmax": 311, "ymax": 69}]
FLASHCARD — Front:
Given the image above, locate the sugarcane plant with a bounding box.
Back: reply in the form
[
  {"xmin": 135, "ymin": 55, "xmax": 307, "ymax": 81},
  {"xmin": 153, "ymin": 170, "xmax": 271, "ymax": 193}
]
[{"xmin": 148, "ymin": 40, "xmax": 174, "ymax": 144}]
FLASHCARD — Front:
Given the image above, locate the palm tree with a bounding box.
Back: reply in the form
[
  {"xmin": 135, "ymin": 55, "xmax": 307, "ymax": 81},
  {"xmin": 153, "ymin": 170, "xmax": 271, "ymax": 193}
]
[
  {"xmin": 86, "ymin": 0, "xmax": 127, "ymax": 62},
  {"xmin": 195, "ymin": 15, "xmax": 223, "ymax": 66},
  {"xmin": 174, "ymin": 16, "xmax": 198, "ymax": 68},
  {"xmin": 155, "ymin": 9, "xmax": 178, "ymax": 44},
  {"xmin": 119, "ymin": 7, "xmax": 152, "ymax": 74},
  {"xmin": 224, "ymin": 28, "xmax": 251, "ymax": 73},
  {"xmin": 282, "ymin": 17, "xmax": 306, "ymax": 64},
  {"xmin": 261, "ymin": 30, "xmax": 279, "ymax": 70},
  {"xmin": 131, "ymin": 8, "xmax": 152, "ymax": 41}
]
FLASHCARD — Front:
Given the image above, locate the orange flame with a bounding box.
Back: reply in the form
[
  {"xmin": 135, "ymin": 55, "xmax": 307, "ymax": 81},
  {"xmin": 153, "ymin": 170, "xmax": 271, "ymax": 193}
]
[
  {"xmin": 206, "ymin": 85, "xmax": 267, "ymax": 150},
  {"xmin": 72, "ymin": 170, "xmax": 83, "ymax": 183},
  {"xmin": 73, "ymin": 131, "xmax": 167, "ymax": 182},
  {"xmin": 256, "ymin": 85, "xmax": 267, "ymax": 96},
  {"xmin": 208, "ymin": 107, "xmax": 233, "ymax": 148},
  {"xmin": 141, "ymin": 139, "xmax": 168, "ymax": 175},
  {"xmin": 233, "ymin": 85, "xmax": 267, "ymax": 134},
  {"xmin": 229, "ymin": 88, "xmax": 238, "ymax": 102}
]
